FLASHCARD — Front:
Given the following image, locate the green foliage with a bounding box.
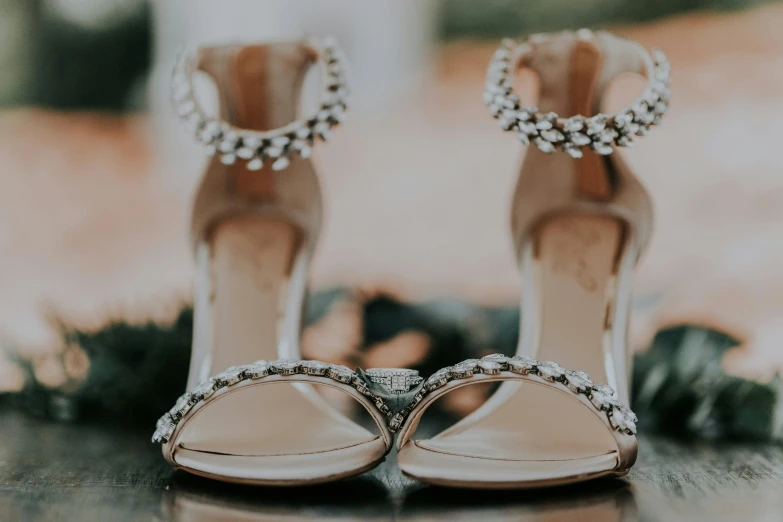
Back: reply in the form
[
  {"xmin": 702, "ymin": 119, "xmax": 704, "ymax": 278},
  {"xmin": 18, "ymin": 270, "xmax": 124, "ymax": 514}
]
[
  {"xmin": 632, "ymin": 325, "xmax": 783, "ymax": 441},
  {"xmin": 438, "ymin": 0, "xmax": 773, "ymax": 39}
]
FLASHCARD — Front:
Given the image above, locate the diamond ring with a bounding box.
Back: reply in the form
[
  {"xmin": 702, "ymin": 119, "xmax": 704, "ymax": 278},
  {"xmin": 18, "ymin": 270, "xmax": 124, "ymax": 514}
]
[{"xmin": 365, "ymin": 368, "xmax": 423, "ymax": 395}]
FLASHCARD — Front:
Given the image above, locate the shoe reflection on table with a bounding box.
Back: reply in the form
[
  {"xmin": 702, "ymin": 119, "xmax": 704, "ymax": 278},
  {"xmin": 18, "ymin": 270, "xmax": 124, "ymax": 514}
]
[
  {"xmin": 400, "ymin": 479, "xmax": 637, "ymax": 522},
  {"xmin": 162, "ymin": 463, "xmax": 636, "ymax": 522},
  {"xmin": 162, "ymin": 472, "xmax": 392, "ymax": 522}
]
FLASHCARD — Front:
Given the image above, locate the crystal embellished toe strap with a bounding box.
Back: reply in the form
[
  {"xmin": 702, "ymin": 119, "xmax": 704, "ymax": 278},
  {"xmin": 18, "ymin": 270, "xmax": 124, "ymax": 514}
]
[
  {"xmin": 171, "ymin": 36, "xmax": 349, "ymax": 172},
  {"xmin": 152, "ymin": 359, "xmax": 393, "ymax": 445},
  {"xmin": 390, "ymin": 354, "xmax": 638, "ymax": 439},
  {"xmin": 484, "ymin": 30, "xmax": 670, "ymax": 157}
]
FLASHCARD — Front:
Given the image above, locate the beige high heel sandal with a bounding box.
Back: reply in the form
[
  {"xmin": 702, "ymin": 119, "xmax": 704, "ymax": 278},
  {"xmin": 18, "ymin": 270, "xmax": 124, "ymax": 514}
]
[
  {"xmin": 394, "ymin": 30, "xmax": 669, "ymax": 488},
  {"xmin": 152, "ymin": 38, "xmax": 394, "ymax": 486}
]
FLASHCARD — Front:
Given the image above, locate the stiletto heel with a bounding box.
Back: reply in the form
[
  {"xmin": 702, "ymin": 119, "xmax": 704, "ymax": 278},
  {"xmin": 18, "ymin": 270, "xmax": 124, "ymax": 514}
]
[
  {"xmin": 395, "ymin": 30, "xmax": 668, "ymax": 488},
  {"xmin": 152, "ymin": 38, "xmax": 393, "ymax": 486}
]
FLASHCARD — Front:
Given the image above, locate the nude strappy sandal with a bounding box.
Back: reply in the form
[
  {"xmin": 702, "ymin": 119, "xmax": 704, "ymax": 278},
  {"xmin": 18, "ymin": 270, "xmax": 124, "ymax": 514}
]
[
  {"xmin": 152, "ymin": 37, "xmax": 394, "ymax": 486},
  {"xmin": 394, "ymin": 29, "xmax": 669, "ymax": 488}
]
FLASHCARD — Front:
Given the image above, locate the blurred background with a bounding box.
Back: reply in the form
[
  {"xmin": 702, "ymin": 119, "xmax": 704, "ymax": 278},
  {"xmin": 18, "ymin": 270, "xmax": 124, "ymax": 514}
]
[{"xmin": 1, "ymin": 0, "xmax": 782, "ymax": 438}]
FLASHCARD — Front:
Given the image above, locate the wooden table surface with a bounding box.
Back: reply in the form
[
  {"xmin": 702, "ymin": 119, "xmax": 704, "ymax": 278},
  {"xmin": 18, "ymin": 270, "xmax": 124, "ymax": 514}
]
[{"xmin": 2, "ymin": 409, "xmax": 782, "ymax": 521}]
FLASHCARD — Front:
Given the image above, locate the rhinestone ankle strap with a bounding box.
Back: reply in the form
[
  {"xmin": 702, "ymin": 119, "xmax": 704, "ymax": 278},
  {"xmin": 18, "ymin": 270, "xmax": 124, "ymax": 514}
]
[
  {"xmin": 171, "ymin": 36, "xmax": 349, "ymax": 172},
  {"xmin": 484, "ymin": 30, "xmax": 670, "ymax": 158}
]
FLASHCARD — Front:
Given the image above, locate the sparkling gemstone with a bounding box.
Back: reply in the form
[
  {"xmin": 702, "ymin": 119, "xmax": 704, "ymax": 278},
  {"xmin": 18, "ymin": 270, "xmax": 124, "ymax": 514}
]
[
  {"xmin": 330, "ymin": 104, "xmax": 346, "ymax": 120},
  {"xmin": 632, "ymin": 102, "xmax": 649, "ymax": 119},
  {"xmin": 199, "ymin": 128, "xmax": 218, "ymax": 144},
  {"xmin": 498, "ymin": 117, "xmax": 514, "ymax": 130},
  {"xmin": 271, "ymin": 136, "xmax": 291, "ymax": 148},
  {"xmin": 453, "ymin": 359, "xmax": 480, "ymax": 375},
  {"xmin": 503, "ymin": 94, "xmax": 519, "ymax": 109},
  {"xmin": 376, "ymin": 401, "xmax": 391, "ymax": 416},
  {"xmin": 302, "ymin": 360, "xmax": 329, "ymax": 376},
  {"xmin": 292, "ymin": 139, "xmax": 312, "ymax": 158},
  {"xmin": 635, "ymin": 125, "xmax": 650, "ymax": 136},
  {"xmin": 218, "ymin": 138, "xmax": 237, "ymax": 153},
  {"xmin": 654, "ymin": 102, "xmax": 668, "ymax": 115},
  {"xmin": 598, "ymin": 129, "xmax": 618, "ymax": 143},
  {"xmin": 220, "ymin": 153, "xmax": 236, "ymax": 165},
  {"xmin": 618, "ymin": 404, "xmax": 638, "ymax": 422},
  {"xmin": 328, "ymin": 365, "xmax": 354, "ymax": 383},
  {"xmin": 563, "ymin": 116, "xmax": 585, "ymax": 132},
  {"xmin": 242, "ymin": 136, "xmax": 261, "ymax": 149},
  {"xmin": 562, "ymin": 143, "xmax": 583, "ymax": 159},
  {"xmin": 593, "ymin": 384, "xmax": 617, "ymax": 397},
  {"xmin": 614, "ymin": 110, "xmax": 634, "ymax": 128},
  {"xmin": 295, "ymin": 126, "xmax": 312, "ymax": 139},
  {"xmin": 247, "ymin": 159, "xmax": 263, "ymax": 171},
  {"xmin": 214, "ymin": 366, "xmax": 245, "ymax": 386},
  {"xmin": 536, "ymin": 361, "xmax": 565, "ymax": 381},
  {"xmin": 482, "ymin": 92, "xmax": 494, "ymax": 105},
  {"xmin": 245, "ymin": 362, "xmax": 269, "ymax": 379},
  {"xmin": 590, "ymin": 142, "xmax": 613, "ymax": 155},
  {"xmin": 407, "ymin": 392, "xmax": 425, "ymax": 409},
  {"xmin": 509, "ymin": 355, "xmax": 537, "ymax": 374},
  {"xmin": 272, "ymin": 157, "xmax": 290, "ymax": 171},
  {"xmin": 168, "ymin": 393, "xmax": 194, "ymax": 420},
  {"xmin": 516, "ymin": 132, "xmax": 531, "ymax": 145},
  {"xmin": 189, "ymin": 380, "xmax": 212, "ymax": 401},
  {"xmin": 609, "ymin": 406, "xmax": 637, "ymax": 434},
  {"xmin": 450, "ymin": 365, "xmax": 474, "ymax": 378},
  {"xmin": 314, "ymin": 122, "xmax": 332, "ymax": 140},
  {"xmin": 541, "ymin": 129, "xmax": 565, "ymax": 142},
  {"xmin": 639, "ymin": 111, "xmax": 655, "ymax": 125},
  {"xmin": 565, "ymin": 370, "xmax": 593, "ymax": 392},
  {"xmin": 493, "ymin": 48, "xmax": 510, "ymax": 61},
  {"xmin": 535, "ymin": 113, "xmax": 557, "ymax": 130},
  {"xmin": 534, "ymin": 137, "xmax": 555, "ymax": 153},
  {"xmin": 616, "ymin": 135, "xmax": 633, "ymax": 148},
  {"xmin": 590, "ymin": 390, "xmax": 618, "ymax": 410},
  {"xmin": 518, "ymin": 121, "xmax": 537, "ymax": 135},
  {"xmin": 204, "ymin": 145, "xmax": 216, "ymax": 157},
  {"xmin": 516, "ymin": 109, "xmax": 534, "ymax": 122},
  {"xmin": 426, "ymin": 369, "xmax": 451, "ymax": 389},
  {"xmin": 482, "ymin": 353, "xmax": 510, "ymax": 364},
  {"xmin": 236, "ymin": 147, "xmax": 255, "ymax": 160},
  {"xmin": 389, "ymin": 413, "xmax": 404, "ymax": 432},
  {"xmin": 152, "ymin": 417, "xmax": 175, "ymax": 444},
  {"xmin": 353, "ymin": 379, "xmax": 373, "ymax": 396},
  {"xmin": 478, "ymin": 360, "xmax": 502, "ymax": 375},
  {"xmin": 586, "ymin": 115, "xmax": 607, "ymax": 134},
  {"xmin": 569, "ymin": 132, "xmax": 591, "ymax": 146},
  {"xmin": 265, "ymin": 146, "xmax": 283, "ymax": 158},
  {"xmin": 271, "ymin": 359, "xmax": 300, "ymax": 375}
]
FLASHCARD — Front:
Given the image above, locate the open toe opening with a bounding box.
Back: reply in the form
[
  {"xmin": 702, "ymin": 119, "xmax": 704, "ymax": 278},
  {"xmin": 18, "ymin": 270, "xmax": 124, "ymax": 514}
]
[
  {"xmin": 168, "ymin": 379, "xmax": 390, "ymax": 485},
  {"xmin": 397, "ymin": 374, "xmax": 635, "ymax": 488},
  {"xmin": 416, "ymin": 380, "xmax": 617, "ymax": 462}
]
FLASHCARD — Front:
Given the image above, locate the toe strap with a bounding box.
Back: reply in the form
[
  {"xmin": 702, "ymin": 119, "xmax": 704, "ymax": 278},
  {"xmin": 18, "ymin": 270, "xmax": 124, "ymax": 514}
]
[
  {"xmin": 152, "ymin": 359, "xmax": 395, "ymax": 455},
  {"xmin": 393, "ymin": 354, "xmax": 637, "ymax": 468}
]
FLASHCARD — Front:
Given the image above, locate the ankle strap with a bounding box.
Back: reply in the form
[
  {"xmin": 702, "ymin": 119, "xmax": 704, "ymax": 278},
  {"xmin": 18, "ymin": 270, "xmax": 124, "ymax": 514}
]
[
  {"xmin": 484, "ymin": 29, "xmax": 670, "ymax": 158},
  {"xmin": 171, "ymin": 36, "xmax": 349, "ymax": 172}
]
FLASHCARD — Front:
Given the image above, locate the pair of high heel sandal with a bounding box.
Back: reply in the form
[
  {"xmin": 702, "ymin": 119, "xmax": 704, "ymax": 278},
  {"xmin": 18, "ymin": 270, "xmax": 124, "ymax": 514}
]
[{"xmin": 154, "ymin": 29, "xmax": 668, "ymax": 489}]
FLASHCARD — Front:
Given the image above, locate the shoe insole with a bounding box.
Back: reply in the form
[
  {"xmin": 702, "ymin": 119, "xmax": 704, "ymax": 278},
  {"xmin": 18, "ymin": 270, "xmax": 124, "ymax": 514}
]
[
  {"xmin": 181, "ymin": 217, "xmax": 377, "ymax": 458},
  {"xmin": 418, "ymin": 214, "xmax": 624, "ymax": 462}
]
